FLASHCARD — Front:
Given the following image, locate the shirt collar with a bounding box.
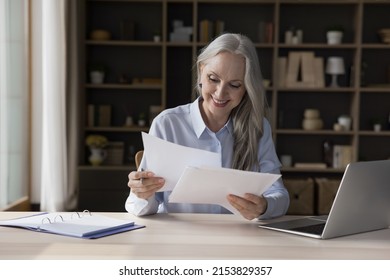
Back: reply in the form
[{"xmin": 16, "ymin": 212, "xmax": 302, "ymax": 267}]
[
  {"xmin": 190, "ymin": 97, "xmax": 207, "ymax": 138},
  {"xmin": 190, "ymin": 96, "xmax": 234, "ymax": 138}
]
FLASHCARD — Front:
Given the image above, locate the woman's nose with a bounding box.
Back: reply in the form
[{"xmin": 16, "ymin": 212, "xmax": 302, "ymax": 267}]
[{"xmin": 214, "ymin": 83, "xmax": 228, "ymax": 97}]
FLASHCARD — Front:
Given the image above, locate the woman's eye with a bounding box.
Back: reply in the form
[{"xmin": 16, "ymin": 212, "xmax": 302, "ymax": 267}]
[
  {"xmin": 230, "ymin": 83, "xmax": 241, "ymax": 89},
  {"xmin": 208, "ymin": 75, "xmax": 218, "ymax": 82}
]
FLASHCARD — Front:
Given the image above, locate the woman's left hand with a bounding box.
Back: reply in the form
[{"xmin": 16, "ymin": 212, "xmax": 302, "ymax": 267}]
[{"xmin": 227, "ymin": 193, "xmax": 267, "ymax": 220}]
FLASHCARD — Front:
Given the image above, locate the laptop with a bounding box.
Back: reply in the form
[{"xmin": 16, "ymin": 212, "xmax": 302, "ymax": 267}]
[{"xmin": 259, "ymin": 159, "xmax": 390, "ymax": 239}]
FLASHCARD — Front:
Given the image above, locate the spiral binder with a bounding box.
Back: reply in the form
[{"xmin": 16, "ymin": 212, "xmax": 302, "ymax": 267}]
[
  {"xmin": 39, "ymin": 210, "xmax": 91, "ymax": 226},
  {"xmin": 0, "ymin": 210, "xmax": 144, "ymax": 239}
]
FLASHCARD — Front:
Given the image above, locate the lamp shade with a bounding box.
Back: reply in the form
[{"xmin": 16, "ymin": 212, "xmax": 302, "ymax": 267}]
[{"xmin": 326, "ymin": 57, "xmax": 345, "ymax": 75}]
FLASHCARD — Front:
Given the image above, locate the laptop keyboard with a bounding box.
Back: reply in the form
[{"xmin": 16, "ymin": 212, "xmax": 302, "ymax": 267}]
[{"xmin": 291, "ymin": 223, "xmax": 326, "ymax": 235}]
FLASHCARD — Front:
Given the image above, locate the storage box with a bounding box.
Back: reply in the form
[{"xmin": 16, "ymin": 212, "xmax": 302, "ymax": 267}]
[
  {"xmin": 284, "ymin": 178, "xmax": 314, "ymax": 215},
  {"xmin": 105, "ymin": 142, "xmax": 124, "ymax": 165},
  {"xmin": 315, "ymin": 178, "xmax": 341, "ymax": 215}
]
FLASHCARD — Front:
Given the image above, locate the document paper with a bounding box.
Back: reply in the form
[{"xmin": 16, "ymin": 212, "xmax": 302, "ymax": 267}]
[
  {"xmin": 169, "ymin": 166, "xmax": 281, "ymax": 216},
  {"xmin": 141, "ymin": 132, "xmax": 221, "ymax": 191}
]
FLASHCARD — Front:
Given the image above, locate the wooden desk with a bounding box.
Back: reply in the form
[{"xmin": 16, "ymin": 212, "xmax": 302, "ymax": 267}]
[{"xmin": 1, "ymin": 212, "xmax": 389, "ymax": 260}]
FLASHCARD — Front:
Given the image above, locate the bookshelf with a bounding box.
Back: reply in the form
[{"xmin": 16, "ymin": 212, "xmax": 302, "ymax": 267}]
[{"xmin": 79, "ymin": 0, "xmax": 390, "ymax": 212}]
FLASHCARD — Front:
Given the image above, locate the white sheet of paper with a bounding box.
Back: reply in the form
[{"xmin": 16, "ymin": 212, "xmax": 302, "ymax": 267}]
[
  {"xmin": 168, "ymin": 166, "xmax": 281, "ymax": 216},
  {"xmin": 141, "ymin": 132, "xmax": 221, "ymax": 191}
]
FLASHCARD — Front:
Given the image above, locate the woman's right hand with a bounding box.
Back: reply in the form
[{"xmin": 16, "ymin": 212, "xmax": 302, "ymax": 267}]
[{"xmin": 128, "ymin": 170, "xmax": 165, "ymax": 199}]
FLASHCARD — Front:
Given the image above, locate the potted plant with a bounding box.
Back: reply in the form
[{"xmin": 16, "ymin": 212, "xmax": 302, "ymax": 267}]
[
  {"xmin": 326, "ymin": 25, "xmax": 344, "ymax": 45},
  {"xmin": 85, "ymin": 134, "xmax": 108, "ymax": 165},
  {"xmin": 137, "ymin": 113, "xmax": 146, "ymax": 127}
]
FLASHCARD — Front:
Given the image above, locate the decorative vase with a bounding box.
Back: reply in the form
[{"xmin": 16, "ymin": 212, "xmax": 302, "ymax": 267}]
[{"xmin": 89, "ymin": 148, "xmax": 107, "ymax": 166}]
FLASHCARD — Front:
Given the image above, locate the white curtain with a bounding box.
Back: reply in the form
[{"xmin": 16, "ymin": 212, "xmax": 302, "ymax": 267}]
[
  {"xmin": 40, "ymin": 0, "xmax": 67, "ymax": 211},
  {"xmin": 31, "ymin": 0, "xmax": 79, "ymax": 211}
]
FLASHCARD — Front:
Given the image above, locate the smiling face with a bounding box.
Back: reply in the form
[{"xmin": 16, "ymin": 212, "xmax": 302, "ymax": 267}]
[{"xmin": 199, "ymin": 51, "xmax": 246, "ymax": 132}]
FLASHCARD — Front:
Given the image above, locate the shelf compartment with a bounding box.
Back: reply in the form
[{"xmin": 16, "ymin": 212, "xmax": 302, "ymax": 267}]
[
  {"xmin": 277, "ymin": 90, "xmax": 355, "ymax": 130},
  {"xmin": 361, "ymin": 49, "xmax": 390, "ymax": 86},
  {"xmin": 359, "ymin": 90, "xmax": 390, "ymax": 130},
  {"xmin": 197, "ymin": 2, "xmax": 275, "ymax": 43},
  {"xmin": 358, "ymin": 136, "xmax": 390, "ymax": 161},
  {"xmin": 86, "ymin": 1, "xmax": 163, "ymax": 41},
  {"xmin": 276, "ymin": 134, "xmax": 354, "ymax": 166},
  {"xmin": 279, "ymin": 3, "xmax": 358, "ymax": 44},
  {"xmin": 86, "ymin": 46, "xmax": 162, "ymax": 84},
  {"xmin": 362, "ymin": 2, "xmax": 390, "ymax": 44}
]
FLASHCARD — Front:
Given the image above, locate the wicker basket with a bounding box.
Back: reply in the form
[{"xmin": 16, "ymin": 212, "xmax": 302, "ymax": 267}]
[
  {"xmin": 315, "ymin": 178, "xmax": 341, "ymax": 215},
  {"xmin": 284, "ymin": 178, "xmax": 315, "ymax": 215}
]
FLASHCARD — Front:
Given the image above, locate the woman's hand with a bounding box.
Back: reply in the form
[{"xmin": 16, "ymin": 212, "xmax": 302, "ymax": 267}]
[
  {"xmin": 227, "ymin": 193, "xmax": 267, "ymax": 220},
  {"xmin": 128, "ymin": 170, "xmax": 165, "ymax": 200}
]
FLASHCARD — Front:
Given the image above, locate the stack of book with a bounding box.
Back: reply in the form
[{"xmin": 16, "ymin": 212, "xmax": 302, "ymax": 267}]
[
  {"xmin": 257, "ymin": 21, "xmax": 274, "ymax": 43},
  {"xmin": 105, "ymin": 142, "xmax": 125, "ymax": 166},
  {"xmin": 199, "ymin": 19, "xmax": 224, "ymax": 42},
  {"xmin": 87, "ymin": 104, "xmax": 111, "ymax": 127}
]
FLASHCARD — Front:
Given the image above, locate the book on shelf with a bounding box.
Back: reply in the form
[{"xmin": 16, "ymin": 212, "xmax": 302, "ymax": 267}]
[
  {"xmin": 0, "ymin": 211, "xmax": 144, "ymax": 239},
  {"xmin": 314, "ymin": 57, "xmax": 325, "ymax": 87},
  {"xmin": 265, "ymin": 22, "xmax": 274, "ymax": 43},
  {"xmin": 300, "ymin": 52, "xmax": 316, "ymax": 84},
  {"xmin": 215, "ymin": 20, "xmax": 225, "ymax": 37},
  {"xmin": 257, "ymin": 21, "xmax": 266, "ymax": 43},
  {"xmin": 198, "ymin": 19, "xmax": 225, "ymax": 42},
  {"xmin": 87, "ymin": 104, "xmax": 112, "ymax": 127},
  {"xmin": 257, "ymin": 21, "xmax": 274, "ymax": 43},
  {"xmin": 285, "ymin": 52, "xmax": 301, "ymax": 87},
  {"xmin": 199, "ymin": 19, "xmax": 213, "ymax": 42}
]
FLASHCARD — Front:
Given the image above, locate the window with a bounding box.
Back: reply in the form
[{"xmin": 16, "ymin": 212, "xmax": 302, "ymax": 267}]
[{"xmin": 0, "ymin": 0, "xmax": 30, "ymax": 210}]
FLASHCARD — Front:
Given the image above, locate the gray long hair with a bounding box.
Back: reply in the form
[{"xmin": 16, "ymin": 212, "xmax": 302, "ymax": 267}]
[{"xmin": 195, "ymin": 33, "xmax": 267, "ymax": 171}]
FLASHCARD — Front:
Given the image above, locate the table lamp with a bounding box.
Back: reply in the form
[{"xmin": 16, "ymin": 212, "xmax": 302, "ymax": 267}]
[{"xmin": 326, "ymin": 57, "xmax": 345, "ymax": 87}]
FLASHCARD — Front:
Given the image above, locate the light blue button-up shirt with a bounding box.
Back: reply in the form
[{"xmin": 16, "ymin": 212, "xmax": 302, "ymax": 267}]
[{"xmin": 125, "ymin": 98, "xmax": 289, "ymax": 219}]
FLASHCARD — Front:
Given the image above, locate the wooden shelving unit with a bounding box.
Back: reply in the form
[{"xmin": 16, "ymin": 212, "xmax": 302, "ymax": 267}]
[{"xmin": 78, "ymin": 0, "xmax": 390, "ymax": 212}]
